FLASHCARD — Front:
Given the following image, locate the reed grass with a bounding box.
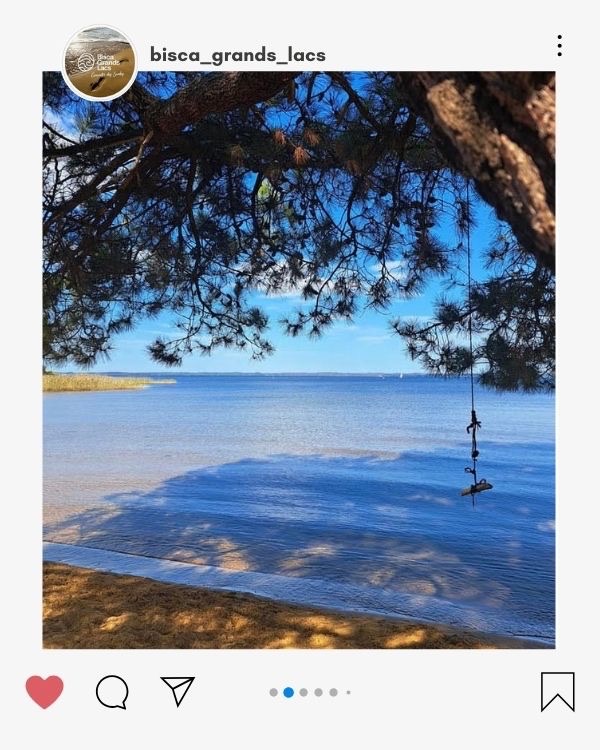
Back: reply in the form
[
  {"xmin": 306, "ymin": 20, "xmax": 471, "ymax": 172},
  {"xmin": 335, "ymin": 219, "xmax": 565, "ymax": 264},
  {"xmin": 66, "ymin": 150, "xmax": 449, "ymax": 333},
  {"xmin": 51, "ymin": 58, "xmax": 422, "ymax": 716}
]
[{"xmin": 43, "ymin": 373, "xmax": 176, "ymax": 392}]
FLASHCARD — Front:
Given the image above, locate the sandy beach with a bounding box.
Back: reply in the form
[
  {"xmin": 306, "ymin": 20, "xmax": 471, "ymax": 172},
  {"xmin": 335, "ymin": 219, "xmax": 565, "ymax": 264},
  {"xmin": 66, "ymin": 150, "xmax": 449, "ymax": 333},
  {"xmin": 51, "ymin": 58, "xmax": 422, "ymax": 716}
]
[
  {"xmin": 66, "ymin": 42, "xmax": 134, "ymax": 98},
  {"xmin": 43, "ymin": 562, "xmax": 547, "ymax": 649}
]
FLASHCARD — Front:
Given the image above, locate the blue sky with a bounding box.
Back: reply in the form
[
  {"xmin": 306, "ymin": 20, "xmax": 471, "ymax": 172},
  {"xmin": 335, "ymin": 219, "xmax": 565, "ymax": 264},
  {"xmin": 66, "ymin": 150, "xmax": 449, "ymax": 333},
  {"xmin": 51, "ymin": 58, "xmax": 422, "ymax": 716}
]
[
  {"xmin": 91, "ymin": 292, "xmax": 430, "ymax": 374},
  {"xmin": 80, "ymin": 202, "xmax": 497, "ymax": 374}
]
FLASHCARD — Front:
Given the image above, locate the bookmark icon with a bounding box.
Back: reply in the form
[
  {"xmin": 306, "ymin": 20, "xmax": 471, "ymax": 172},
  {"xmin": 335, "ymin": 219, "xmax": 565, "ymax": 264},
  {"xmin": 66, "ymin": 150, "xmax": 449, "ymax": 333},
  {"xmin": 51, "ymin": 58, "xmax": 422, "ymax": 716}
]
[
  {"xmin": 161, "ymin": 677, "xmax": 195, "ymax": 707},
  {"xmin": 540, "ymin": 672, "xmax": 575, "ymax": 712}
]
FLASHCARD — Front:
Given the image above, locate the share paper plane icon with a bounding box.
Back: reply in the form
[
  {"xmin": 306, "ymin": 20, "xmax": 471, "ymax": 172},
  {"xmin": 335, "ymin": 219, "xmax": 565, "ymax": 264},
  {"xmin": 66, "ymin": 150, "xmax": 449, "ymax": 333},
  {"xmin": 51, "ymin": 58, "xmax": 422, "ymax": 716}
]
[{"xmin": 160, "ymin": 677, "xmax": 195, "ymax": 707}]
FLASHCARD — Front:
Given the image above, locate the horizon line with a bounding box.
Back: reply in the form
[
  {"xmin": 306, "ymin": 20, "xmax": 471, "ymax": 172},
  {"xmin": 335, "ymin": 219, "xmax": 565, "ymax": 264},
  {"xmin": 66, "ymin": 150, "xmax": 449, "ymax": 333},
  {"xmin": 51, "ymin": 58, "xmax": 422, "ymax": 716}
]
[{"xmin": 60, "ymin": 370, "xmax": 451, "ymax": 377}]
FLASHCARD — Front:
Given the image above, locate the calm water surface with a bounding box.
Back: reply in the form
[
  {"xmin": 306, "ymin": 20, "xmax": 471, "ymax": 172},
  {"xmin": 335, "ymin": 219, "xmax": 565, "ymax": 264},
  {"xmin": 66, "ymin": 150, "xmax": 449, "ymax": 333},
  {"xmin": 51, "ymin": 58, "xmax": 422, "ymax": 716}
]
[{"xmin": 44, "ymin": 374, "xmax": 555, "ymax": 641}]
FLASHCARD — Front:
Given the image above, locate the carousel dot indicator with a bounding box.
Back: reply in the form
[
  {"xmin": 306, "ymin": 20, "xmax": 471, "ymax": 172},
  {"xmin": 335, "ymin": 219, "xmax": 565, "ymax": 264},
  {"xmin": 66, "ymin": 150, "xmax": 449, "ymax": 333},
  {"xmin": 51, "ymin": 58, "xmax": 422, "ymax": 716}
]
[{"xmin": 283, "ymin": 687, "xmax": 294, "ymax": 698}]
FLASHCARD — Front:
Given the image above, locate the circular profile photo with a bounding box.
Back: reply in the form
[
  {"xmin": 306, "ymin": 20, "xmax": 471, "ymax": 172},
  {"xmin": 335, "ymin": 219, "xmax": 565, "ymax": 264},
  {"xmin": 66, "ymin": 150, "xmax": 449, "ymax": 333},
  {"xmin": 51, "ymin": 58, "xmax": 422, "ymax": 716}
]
[{"xmin": 62, "ymin": 25, "xmax": 137, "ymax": 101}]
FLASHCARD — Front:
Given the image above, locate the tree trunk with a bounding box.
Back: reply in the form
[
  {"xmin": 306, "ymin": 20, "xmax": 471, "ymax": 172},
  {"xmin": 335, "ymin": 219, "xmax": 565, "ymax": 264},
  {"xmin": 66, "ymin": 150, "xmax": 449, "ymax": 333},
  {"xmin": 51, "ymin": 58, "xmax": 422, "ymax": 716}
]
[{"xmin": 396, "ymin": 72, "xmax": 555, "ymax": 271}]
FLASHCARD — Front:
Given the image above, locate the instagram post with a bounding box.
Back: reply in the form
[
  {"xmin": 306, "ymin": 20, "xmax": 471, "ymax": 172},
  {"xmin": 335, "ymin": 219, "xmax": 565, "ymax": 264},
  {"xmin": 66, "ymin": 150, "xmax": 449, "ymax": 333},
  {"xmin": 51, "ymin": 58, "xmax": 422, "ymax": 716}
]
[
  {"xmin": 2, "ymin": 3, "xmax": 594, "ymax": 748},
  {"xmin": 42, "ymin": 64, "xmax": 555, "ymax": 650}
]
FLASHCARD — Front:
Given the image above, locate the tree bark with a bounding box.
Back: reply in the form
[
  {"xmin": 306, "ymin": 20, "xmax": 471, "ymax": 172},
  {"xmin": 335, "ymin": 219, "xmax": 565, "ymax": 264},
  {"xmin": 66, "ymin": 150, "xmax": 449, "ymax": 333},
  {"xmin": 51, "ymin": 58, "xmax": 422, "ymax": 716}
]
[
  {"xmin": 147, "ymin": 72, "xmax": 298, "ymax": 136},
  {"xmin": 396, "ymin": 72, "xmax": 555, "ymax": 270}
]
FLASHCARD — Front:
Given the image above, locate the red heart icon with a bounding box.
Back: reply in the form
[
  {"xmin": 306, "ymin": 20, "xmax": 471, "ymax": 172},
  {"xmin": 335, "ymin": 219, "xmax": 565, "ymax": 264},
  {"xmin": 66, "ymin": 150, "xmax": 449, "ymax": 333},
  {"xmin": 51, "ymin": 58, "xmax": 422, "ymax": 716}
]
[{"xmin": 26, "ymin": 675, "xmax": 64, "ymax": 709}]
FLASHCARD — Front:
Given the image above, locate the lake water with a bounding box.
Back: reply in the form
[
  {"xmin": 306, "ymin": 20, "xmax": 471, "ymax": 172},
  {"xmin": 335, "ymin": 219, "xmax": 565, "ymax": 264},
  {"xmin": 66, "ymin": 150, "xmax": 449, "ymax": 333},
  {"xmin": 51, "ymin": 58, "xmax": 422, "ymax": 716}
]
[{"xmin": 43, "ymin": 374, "xmax": 555, "ymax": 643}]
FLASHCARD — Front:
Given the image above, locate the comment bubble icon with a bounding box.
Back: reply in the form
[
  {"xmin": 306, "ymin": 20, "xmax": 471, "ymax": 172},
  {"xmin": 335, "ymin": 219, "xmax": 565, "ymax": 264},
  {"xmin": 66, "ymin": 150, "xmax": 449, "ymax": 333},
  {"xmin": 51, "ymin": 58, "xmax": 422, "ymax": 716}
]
[{"xmin": 96, "ymin": 675, "xmax": 129, "ymax": 709}]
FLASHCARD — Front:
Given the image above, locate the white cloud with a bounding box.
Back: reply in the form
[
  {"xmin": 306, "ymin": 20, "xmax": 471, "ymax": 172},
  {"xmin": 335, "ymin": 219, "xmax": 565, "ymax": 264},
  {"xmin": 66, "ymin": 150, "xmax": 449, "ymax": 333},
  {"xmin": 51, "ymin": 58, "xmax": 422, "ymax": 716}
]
[
  {"xmin": 260, "ymin": 288, "xmax": 303, "ymax": 301},
  {"xmin": 356, "ymin": 334, "xmax": 392, "ymax": 345},
  {"xmin": 394, "ymin": 314, "xmax": 432, "ymax": 325},
  {"xmin": 366, "ymin": 259, "xmax": 407, "ymax": 278}
]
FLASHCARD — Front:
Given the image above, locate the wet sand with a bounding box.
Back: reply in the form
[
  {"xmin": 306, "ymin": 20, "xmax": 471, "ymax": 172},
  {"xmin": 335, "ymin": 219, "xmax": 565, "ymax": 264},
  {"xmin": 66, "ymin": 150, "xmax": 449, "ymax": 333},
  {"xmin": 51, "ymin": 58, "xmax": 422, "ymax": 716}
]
[{"xmin": 43, "ymin": 562, "xmax": 548, "ymax": 649}]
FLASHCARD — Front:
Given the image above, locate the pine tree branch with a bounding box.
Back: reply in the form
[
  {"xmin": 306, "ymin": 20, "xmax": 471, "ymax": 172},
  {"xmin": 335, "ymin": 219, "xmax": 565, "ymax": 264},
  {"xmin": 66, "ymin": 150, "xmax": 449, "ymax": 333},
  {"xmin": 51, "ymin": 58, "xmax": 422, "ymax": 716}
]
[
  {"xmin": 44, "ymin": 73, "xmax": 298, "ymax": 158},
  {"xmin": 43, "ymin": 130, "xmax": 144, "ymax": 159},
  {"xmin": 328, "ymin": 72, "xmax": 384, "ymax": 134},
  {"xmin": 146, "ymin": 71, "xmax": 299, "ymax": 136}
]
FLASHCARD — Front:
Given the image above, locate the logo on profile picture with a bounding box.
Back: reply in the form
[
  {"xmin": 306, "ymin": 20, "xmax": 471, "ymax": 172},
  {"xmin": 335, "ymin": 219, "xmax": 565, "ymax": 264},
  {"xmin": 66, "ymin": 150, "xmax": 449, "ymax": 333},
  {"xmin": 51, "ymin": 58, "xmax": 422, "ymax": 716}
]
[
  {"xmin": 62, "ymin": 25, "xmax": 137, "ymax": 101},
  {"xmin": 77, "ymin": 52, "xmax": 95, "ymax": 72}
]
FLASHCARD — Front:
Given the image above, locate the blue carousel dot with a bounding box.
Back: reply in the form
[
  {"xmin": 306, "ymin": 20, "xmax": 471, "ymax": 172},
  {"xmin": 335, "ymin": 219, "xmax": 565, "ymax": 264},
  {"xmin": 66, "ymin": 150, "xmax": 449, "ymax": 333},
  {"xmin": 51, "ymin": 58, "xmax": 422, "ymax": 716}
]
[{"xmin": 283, "ymin": 687, "xmax": 294, "ymax": 698}]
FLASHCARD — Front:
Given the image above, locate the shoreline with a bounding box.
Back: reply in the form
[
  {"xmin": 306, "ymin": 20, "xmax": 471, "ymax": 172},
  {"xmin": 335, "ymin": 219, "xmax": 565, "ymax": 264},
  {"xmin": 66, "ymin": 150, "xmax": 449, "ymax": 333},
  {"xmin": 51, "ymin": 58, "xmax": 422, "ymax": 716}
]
[
  {"xmin": 43, "ymin": 373, "xmax": 176, "ymax": 392},
  {"xmin": 43, "ymin": 562, "xmax": 549, "ymax": 649}
]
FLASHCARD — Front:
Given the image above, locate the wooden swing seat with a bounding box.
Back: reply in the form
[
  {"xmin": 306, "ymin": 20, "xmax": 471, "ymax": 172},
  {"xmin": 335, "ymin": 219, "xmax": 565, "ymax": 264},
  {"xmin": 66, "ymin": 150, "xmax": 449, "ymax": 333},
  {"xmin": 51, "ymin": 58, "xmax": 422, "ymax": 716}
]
[{"xmin": 461, "ymin": 480, "xmax": 493, "ymax": 497}]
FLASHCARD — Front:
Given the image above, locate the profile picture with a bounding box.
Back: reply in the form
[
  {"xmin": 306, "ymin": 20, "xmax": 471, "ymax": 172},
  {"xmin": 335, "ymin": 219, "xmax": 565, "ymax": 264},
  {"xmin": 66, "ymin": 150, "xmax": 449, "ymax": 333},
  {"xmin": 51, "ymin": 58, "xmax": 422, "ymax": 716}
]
[{"xmin": 62, "ymin": 25, "xmax": 136, "ymax": 100}]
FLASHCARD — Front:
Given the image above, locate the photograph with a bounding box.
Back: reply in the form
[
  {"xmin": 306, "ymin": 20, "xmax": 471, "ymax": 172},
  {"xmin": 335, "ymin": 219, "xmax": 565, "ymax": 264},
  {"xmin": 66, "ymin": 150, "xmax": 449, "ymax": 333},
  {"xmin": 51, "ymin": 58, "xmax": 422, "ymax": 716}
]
[{"xmin": 42, "ymin": 70, "xmax": 555, "ymax": 649}]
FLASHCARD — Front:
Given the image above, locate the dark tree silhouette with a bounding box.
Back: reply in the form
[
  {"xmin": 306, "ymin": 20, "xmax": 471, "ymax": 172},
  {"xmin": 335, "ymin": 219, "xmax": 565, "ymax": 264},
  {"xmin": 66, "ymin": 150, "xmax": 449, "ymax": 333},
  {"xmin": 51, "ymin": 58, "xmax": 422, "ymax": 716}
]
[{"xmin": 43, "ymin": 71, "xmax": 554, "ymax": 390}]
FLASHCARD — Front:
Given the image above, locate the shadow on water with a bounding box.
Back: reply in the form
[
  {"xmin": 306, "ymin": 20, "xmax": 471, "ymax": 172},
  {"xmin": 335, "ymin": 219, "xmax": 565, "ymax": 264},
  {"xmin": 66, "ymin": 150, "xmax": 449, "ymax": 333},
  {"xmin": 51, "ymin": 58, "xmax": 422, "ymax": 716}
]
[{"xmin": 44, "ymin": 451, "xmax": 555, "ymax": 627}]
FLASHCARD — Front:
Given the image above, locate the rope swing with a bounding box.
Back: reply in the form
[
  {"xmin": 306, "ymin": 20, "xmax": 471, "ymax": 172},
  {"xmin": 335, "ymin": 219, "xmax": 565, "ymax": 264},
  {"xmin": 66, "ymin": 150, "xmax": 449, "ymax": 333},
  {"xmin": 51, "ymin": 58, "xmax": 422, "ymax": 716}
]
[{"xmin": 460, "ymin": 182, "xmax": 493, "ymax": 505}]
